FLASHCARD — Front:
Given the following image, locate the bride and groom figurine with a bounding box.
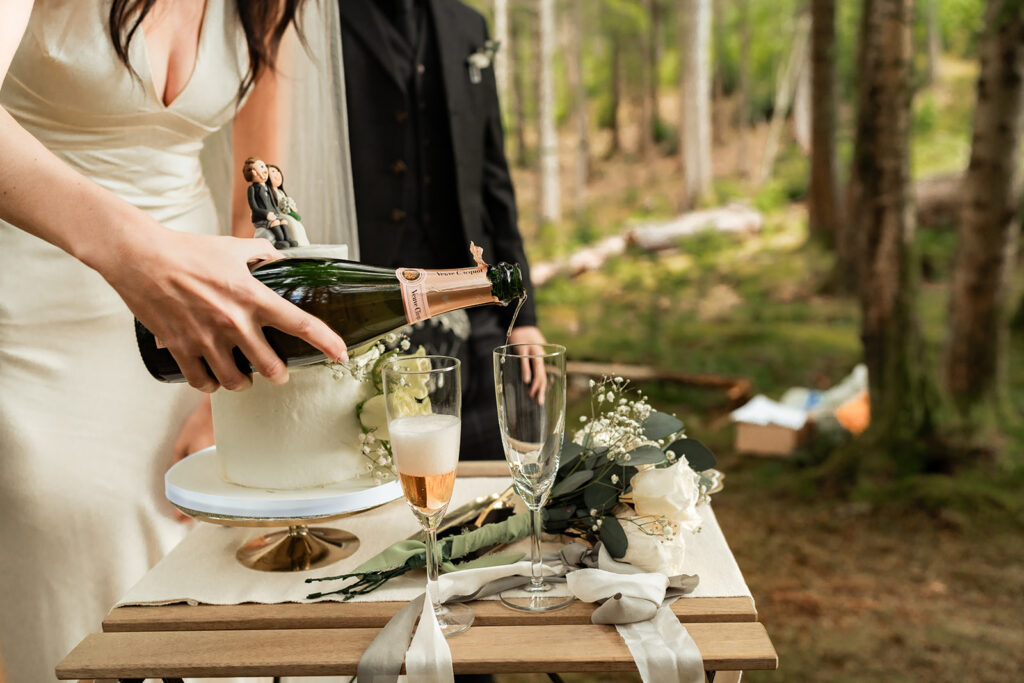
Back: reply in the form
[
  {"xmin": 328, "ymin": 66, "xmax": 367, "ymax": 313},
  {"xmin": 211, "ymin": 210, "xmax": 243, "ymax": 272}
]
[{"xmin": 242, "ymin": 157, "xmax": 309, "ymax": 249}]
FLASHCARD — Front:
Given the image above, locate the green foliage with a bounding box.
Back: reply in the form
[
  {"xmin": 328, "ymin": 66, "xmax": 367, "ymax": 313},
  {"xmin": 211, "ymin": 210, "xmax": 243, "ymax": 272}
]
[
  {"xmin": 917, "ymin": 226, "xmax": 959, "ymax": 282},
  {"xmin": 937, "ymin": 0, "xmax": 986, "ymax": 57},
  {"xmin": 913, "ymin": 93, "xmax": 940, "ymax": 135}
]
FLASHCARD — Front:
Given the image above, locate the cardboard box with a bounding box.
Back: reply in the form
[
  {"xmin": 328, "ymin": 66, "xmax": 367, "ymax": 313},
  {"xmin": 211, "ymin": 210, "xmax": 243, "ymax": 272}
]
[{"xmin": 734, "ymin": 421, "xmax": 809, "ymax": 457}]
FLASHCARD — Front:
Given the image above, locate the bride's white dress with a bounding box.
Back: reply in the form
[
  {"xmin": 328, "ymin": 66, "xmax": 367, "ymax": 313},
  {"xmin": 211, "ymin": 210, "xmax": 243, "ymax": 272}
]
[{"xmin": 0, "ymin": 1, "xmax": 248, "ymax": 680}]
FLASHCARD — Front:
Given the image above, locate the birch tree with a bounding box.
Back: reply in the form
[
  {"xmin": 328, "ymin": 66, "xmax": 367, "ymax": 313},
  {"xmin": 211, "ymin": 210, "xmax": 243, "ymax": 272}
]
[
  {"xmin": 945, "ymin": 0, "xmax": 1024, "ymax": 432},
  {"xmin": 679, "ymin": 0, "xmax": 713, "ymax": 207},
  {"xmin": 538, "ymin": 0, "xmax": 561, "ymax": 223},
  {"xmin": 494, "ymin": 0, "xmax": 509, "ymax": 110}
]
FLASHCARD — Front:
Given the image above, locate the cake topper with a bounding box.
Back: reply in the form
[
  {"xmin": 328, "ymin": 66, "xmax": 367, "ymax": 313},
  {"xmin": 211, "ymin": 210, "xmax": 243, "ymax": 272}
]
[
  {"xmin": 267, "ymin": 164, "xmax": 310, "ymax": 247},
  {"xmin": 242, "ymin": 157, "xmax": 296, "ymax": 249}
]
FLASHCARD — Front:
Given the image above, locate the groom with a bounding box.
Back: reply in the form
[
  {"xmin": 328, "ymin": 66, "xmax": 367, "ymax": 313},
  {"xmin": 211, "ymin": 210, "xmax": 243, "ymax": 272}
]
[{"xmin": 339, "ymin": 0, "xmax": 546, "ymax": 461}]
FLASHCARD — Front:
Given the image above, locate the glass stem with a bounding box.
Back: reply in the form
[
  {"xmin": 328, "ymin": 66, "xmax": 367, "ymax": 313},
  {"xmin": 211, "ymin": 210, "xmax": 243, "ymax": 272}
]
[
  {"xmin": 425, "ymin": 525, "xmax": 442, "ymax": 614},
  {"xmin": 530, "ymin": 506, "xmax": 545, "ymax": 589}
]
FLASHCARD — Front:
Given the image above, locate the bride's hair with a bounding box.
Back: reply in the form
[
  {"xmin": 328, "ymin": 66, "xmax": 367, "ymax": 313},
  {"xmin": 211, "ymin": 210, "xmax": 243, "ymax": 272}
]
[{"xmin": 108, "ymin": 0, "xmax": 306, "ymax": 100}]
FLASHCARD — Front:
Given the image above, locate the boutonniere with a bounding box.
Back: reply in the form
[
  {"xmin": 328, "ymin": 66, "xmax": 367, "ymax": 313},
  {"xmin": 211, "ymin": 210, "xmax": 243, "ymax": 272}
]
[{"xmin": 466, "ymin": 40, "xmax": 500, "ymax": 84}]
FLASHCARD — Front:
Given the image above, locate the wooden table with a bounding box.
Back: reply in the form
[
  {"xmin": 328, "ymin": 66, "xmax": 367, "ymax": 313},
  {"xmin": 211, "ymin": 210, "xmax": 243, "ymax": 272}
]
[{"xmin": 56, "ymin": 462, "xmax": 778, "ymax": 680}]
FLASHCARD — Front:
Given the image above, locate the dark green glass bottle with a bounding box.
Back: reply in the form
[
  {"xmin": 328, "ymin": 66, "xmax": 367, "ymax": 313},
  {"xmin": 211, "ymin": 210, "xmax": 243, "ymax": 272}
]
[{"xmin": 136, "ymin": 257, "xmax": 526, "ymax": 383}]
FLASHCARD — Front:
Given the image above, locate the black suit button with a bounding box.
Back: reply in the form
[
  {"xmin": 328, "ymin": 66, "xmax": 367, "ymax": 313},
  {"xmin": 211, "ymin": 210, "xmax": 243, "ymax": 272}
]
[
  {"xmin": 391, "ymin": 209, "xmax": 407, "ymax": 223},
  {"xmin": 423, "ymin": 212, "xmax": 431, "ymax": 224},
  {"xmin": 424, "ymin": 174, "xmax": 432, "ymax": 186},
  {"xmin": 391, "ymin": 159, "xmax": 407, "ymax": 174},
  {"xmin": 395, "ymin": 110, "xmax": 408, "ymax": 123}
]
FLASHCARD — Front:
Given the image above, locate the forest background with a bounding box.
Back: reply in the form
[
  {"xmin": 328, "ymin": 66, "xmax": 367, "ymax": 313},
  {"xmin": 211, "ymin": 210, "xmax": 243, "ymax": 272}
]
[{"xmin": 465, "ymin": 0, "xmax": 1024, "ymax": 680}]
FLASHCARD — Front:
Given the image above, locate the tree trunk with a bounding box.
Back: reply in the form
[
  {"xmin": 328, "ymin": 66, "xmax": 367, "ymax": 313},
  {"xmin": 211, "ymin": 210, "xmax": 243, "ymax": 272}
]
[
  {"xmin": 648, "ymin": 0, "xmax": 663, "ymax": 149},
  {"xmin": 758, "ymin": 12, "xmax": 810, "ymax": 184},
  {"xmin": 944, "ymin": 0, "xmax": 1024, "ymax": 428},
  {"xmin": 792, "ymin": 50, "xmax": 812, "ymax": 153},
  {"xmin": 641, "ymin": 0, "xmax": 655, "ymax": 158},
  {"xmin": 679, "ymin": 0, "xmax": 713, "ymax": 208},
  {"xmin": 538, "ymin": 0, "xmax": 561, "ymax": 223},
  {"xmin": 713, "ymin": 0, "xmax": 728, "ymax": 145},
  {"xmin": 855, "ymin": 0, "xmax": 934, "ymax": 451},
  {"xmin": 926, "ymin": 0, "xmax": 940, "ymax": 84},
  {"xmin": 737, "ymin": 0, "xmax": 752, "ymax": 178},
  {"xmin": 836, "ymin": 0, "xmax": 874, "ymax": 293},
  {"xmin": 510, "ymin": 9, "xmax": 528, "ymax": 167},
  {"xmin": 567, "ymin": 0, "xmax": 589, "ymax": 216},
  {"xmin": 494, "ymin": 0, "xmax": 509, "ymax": 111},
  {"xmin": 808, "ymin": 0, "xmax": 842, "ymax": 246},
  {"xmin": 609, "ymin": 34, "xmax": 622, "ymax": 155}
]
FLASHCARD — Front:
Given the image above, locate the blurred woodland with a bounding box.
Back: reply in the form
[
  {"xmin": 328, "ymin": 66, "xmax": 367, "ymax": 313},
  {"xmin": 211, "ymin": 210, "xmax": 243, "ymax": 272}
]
[{"xmin": 466, "ymin": 0, "xmax": 1024, "ymax": 679}]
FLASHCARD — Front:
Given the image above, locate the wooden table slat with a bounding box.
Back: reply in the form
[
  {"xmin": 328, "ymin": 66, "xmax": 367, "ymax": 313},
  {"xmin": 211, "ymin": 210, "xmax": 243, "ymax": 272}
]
[
  {"xmin": 58, "ymin": 623, "xmax": 778, "ymax": 679},
  {"xmin": 103, "ymin": 596, "xmax": 756, "ymax": 632}
]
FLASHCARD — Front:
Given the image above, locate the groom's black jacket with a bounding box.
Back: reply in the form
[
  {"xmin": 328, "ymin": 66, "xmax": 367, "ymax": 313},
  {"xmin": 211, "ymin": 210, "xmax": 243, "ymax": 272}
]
[{"xmin": 339, "ymin": 0, "xmax": 536, "ymax": 327}]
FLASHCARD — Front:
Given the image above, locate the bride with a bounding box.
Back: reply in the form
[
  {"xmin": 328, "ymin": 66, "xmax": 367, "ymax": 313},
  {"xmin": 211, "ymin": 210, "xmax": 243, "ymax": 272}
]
[{"xmin": 0, "ymin": 1, "xmax": 355, "ymax": 680}]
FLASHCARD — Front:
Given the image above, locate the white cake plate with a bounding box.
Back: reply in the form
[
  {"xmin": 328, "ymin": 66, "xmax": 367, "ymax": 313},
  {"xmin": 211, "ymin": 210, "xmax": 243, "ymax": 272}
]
[{"xmin": 166, "ymin": 446, "xmax": 402, "ymax": 572}]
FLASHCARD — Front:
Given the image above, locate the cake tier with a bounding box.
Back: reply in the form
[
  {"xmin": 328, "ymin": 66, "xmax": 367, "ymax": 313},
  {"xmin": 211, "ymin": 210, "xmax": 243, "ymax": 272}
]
[{"xmin": 212, "ymin": 363, "xmax": 374, "ymax": 490}]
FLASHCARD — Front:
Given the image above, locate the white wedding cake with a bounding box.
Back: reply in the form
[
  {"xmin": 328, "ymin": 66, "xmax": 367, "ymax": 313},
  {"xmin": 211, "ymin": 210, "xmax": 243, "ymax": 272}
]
[
  {"xmin": 212, "ymin": 244, "xmax": 385, "ymax": 490},
  {"xmin": 212, "ymin": 362, "xmax": 378, "ymax": 490}
]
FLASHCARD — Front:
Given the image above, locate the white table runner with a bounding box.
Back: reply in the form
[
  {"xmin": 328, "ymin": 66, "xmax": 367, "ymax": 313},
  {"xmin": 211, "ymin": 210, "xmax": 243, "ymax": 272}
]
[{"xmin": 118, "ymin": 477, "xmax": 751, "ymax": 607}]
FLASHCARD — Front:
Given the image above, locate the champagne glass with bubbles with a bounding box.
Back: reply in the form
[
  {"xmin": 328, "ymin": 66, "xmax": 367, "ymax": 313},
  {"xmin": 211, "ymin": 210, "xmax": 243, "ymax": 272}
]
[
  {"xmin": 493, "ymin": 343, "xmax": 573, "ymax": 612},
  {"xmin": 383, "ymin": 355, "xmax": 474, "ymax": 636}
]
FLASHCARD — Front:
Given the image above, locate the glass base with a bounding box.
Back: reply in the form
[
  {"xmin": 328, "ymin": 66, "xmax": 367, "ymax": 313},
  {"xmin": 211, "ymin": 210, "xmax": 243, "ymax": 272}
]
[
  {"xmin": 499, "ymin": 583, "xmax": 574, "ymax": 612},
  {"xmin": 436, "ymin": 602, "xmax": 475, "ymax": 637}
]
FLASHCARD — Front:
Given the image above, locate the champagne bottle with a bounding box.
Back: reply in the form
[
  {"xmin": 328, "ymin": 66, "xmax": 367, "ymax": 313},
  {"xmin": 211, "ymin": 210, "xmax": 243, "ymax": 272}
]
[{"xmin": 135, "ymin": 256, "xmax": 526, "ymax": 383}]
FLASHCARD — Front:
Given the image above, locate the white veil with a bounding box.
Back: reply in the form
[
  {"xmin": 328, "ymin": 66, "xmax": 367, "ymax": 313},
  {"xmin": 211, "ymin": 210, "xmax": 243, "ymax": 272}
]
[{"xmin": 201, "ymin": 0, "xmax": 360, "ymax": 259}]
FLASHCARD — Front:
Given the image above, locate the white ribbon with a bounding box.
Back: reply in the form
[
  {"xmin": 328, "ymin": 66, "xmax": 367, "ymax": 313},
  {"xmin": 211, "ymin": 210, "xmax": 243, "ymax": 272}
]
[
  {"xmin": 404, "ymin": 588, "xmax": 454, "ymax": 683},
  {"xmin": 382, "ymin": 550, "xmax": 703, "ymax": 683}
]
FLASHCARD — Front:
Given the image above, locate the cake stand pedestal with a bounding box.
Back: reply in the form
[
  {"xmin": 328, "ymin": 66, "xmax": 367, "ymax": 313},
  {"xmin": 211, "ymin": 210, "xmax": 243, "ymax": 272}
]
[{"xmin": 165, "ymin": 447, "xmax": 402, "ymax": 572}]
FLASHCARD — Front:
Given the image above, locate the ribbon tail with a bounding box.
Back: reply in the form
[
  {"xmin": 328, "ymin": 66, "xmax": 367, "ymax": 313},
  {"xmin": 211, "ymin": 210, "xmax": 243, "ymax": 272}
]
[
  {"xmin": 357, "ymin": 593, "xmax": 424, "ymax": 683},
  {"xmin": 405, "ymin": 591, "xmax": 454, "ymax": 682},
  {"xmin": 615, "ymin": 606, "xmax": 704, "ymax": 683}
]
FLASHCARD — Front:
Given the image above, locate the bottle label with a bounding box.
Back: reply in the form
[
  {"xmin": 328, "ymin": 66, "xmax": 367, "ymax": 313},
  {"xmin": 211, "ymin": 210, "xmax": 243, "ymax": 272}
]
[
  {"xmin": 396, "ymin": 266, "xmax": 494, "ymax": 323},
  {"xmin": 397, "ymin": 268, "xmax": 430, "ymax": 323}
]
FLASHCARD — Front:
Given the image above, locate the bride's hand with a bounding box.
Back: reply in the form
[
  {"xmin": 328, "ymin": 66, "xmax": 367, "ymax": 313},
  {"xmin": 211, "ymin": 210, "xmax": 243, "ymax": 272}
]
[
  {"xmin": 99, "ymin": 228, "xmax": 348, "ymax": 392},
  {"xmin": 171, "ymin": 397, "xmax": 214, "ymax": 466}
]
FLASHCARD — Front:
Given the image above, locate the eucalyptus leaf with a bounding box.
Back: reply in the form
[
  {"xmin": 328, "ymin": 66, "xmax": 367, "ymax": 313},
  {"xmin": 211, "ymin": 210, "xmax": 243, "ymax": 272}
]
[
  {"xmin": 550, "ymin": 469, "xmax": 593, "ymax": 497},
  {"xmin": 543, "ymin": 504, "xmax": 576, "ymax": 522},
  {"xmin": 599, "ymin": 517, "xmax": 628, "ymax": 558},
  {"xmin": 584, "ymin": 481, "xmax": 620, "ymax": 511},
  {"xmin": 624, "ymin": 444, "xmax": 667, "ymax": 466},
  {"xmin": 643, "ymin": 411, "xmax": 684, "ymax": 441},
  {"xmin": 668, "ymin": 438, "xmax": 717, "ymax": 471},
  {"xmin": 559, "ymin": 440, "xmax": 584, "ymax": 471}
]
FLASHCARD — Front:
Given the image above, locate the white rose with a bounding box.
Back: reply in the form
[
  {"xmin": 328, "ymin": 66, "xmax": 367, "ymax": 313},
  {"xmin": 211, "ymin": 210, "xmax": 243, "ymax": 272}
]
[
  {"xmin": 621, "ymin": 517, "xmax": 687, "ymax": 575},
  {"xmin": 629, "ymin": 462, "xmax": 703, "ymax": 533}
]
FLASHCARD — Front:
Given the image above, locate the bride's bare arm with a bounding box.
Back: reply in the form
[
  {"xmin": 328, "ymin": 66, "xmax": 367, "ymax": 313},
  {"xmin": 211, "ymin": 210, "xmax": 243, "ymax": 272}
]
[{"xmin": 0, "ymin": 1, "xmax": 348, "ymax": 392}]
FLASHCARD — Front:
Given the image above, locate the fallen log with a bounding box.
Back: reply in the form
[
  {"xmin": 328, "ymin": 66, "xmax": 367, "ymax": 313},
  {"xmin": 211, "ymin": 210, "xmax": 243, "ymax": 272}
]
[
  {"xmin": 627, "ymin": 204, "xmax": 763, "ymax": 251},
  {"xmin": 567, "ymin": 360, "xmax": 752, "ymax": 405},
  {"xmin": 531, "ymin": 204, "xmax": 763, "ymax": 286}
]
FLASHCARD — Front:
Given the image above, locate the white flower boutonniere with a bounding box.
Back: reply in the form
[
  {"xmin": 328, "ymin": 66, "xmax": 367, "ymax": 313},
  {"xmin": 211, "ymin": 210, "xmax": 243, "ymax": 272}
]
[{"xmin": 467, "ymin": 40, "xmax": 499, "ymax": 84}]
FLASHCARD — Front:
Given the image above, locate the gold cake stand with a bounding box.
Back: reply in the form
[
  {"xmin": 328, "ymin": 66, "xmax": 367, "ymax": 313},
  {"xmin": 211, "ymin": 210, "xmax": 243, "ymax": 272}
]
[{"xmin": 165, "ymin": 447, "xmax": 403, "ymax": 572}]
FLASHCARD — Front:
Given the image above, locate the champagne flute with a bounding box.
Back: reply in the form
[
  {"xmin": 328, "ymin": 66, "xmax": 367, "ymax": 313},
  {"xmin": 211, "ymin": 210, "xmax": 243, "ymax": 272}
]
[
  {"xmin": 493, "ymin": 343, "xmax": 573, "ymax": 612},
  {"xmin": 382, "ymin": 355, "xmax": 474, "ymax": 636}
]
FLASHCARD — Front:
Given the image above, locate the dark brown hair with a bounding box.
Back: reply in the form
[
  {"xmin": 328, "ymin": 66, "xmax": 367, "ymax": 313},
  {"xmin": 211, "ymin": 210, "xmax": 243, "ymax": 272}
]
[{"xmin": 108, "ymin": 0, "xmax": 306, "ymax": 100}]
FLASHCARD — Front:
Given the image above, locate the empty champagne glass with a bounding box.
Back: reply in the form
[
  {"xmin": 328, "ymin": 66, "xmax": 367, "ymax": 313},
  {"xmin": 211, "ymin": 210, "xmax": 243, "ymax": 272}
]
[
  {"xmin": 493, "ymin": 343, "xmax": 572, "ymax": 612},
  {"xmin": 383, "ymin": 355, "xmax": 474, "ymax": 636}
]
